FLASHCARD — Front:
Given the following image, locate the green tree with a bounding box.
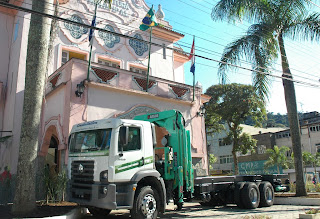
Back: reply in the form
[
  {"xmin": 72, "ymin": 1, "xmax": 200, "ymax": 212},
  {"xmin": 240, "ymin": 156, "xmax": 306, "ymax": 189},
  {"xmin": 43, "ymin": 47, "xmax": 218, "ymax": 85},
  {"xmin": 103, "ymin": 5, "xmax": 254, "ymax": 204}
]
[
  {"xmin": 302, "ymin": 151, "xmax": 313, "ymax": 175},
  {"xmin": 211, "ymin": 0, "xmax": 316, "ymax": 196},
  {"xmin": 12, "ymin": 0, "xmax": 112, "ymax": 215},
  {"xmin": 205, "ymin": 83, "xmax": 265, "ymax": 175},
  {"xmin": 302, "ymin": 151, "xmax": 320, "ymax": 177},
  {"xmin": 264, "ymin": 146, "xmax": 290, "ymax": 174},
  {"xmin": 208, "ymin": 154, "xmax": 218, "ymax": 174}
]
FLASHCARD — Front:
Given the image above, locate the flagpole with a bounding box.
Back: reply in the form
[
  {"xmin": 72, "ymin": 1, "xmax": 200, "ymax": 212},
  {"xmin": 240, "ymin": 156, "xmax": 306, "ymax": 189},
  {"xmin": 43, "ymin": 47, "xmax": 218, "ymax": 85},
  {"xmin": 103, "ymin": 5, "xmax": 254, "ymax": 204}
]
[
  {"xmin": 87, "ymin": 2, "xmax": 98, "ymax": 81},
  {"xmin": 192, "ymin": 36, "xmax": 195, "ymax": 102},
  {"xmin": 146, "ymin": 26, "xmax": 152, "ymax": 92},
  {"xmin": 193, "ymin": 69, "xmax": 195, "ymax": 102}
]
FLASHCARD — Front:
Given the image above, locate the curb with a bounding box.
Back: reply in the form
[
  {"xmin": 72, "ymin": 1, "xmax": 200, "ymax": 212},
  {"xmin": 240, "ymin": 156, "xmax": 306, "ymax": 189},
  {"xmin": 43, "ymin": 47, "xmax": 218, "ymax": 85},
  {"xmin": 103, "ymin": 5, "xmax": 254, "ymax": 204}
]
[
  {"xmin": 14, "ymin": 207, "xmax": 84, "ymax": 219},
  {"xmin": 274, "ymin": 197, "xmax": 320, "ymax": 206}
]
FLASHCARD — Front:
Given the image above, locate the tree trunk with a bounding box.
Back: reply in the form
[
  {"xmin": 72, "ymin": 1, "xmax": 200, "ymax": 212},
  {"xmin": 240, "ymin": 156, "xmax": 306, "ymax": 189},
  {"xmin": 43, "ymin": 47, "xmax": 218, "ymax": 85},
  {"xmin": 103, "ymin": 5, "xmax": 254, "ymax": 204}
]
[
  {"xmin": 11, "ymin": 0, "xmax": 54, "ymax": 215},
  {"xmin": 278, "ymin": 32, "xmax": 307, "ymax": 196},
  {"xmin": 231, "ymin": 127, "xmax": 239, "ymax": 175},
  {"xmin": 232, "ymin": 148, "xmax": 239, "ymax": 175}
]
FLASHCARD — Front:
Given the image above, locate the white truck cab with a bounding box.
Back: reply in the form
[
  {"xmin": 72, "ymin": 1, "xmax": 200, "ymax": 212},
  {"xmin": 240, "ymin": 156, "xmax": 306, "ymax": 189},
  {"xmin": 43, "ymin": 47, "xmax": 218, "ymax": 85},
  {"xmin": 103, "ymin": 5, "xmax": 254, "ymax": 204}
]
[{"xmin": 67, "ymin": 118, "xmax": 165, "ymax": 216}]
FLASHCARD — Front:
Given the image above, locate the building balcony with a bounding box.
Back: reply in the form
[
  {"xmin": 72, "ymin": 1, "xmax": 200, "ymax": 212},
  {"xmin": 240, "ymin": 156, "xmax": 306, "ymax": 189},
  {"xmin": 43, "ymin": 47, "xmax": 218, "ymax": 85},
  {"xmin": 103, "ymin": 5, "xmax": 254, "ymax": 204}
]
[{"xmin": 46, "ymin": 58, "xmax": 200, "ymax": 103}]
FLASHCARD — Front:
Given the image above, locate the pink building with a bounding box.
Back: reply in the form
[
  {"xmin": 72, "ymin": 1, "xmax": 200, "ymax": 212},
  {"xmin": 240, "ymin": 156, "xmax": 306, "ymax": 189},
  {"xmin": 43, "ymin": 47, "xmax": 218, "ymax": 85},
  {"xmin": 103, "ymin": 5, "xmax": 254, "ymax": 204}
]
[{"xmin": 0, "ymin": 0, "xmax": 208, "ymax": 177}]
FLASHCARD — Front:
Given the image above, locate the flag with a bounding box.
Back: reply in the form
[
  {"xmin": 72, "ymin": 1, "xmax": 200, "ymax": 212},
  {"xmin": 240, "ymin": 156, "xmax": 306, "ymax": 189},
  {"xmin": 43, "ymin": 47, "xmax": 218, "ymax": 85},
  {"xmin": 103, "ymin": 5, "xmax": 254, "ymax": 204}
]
[
  {"xmin": 139, "ymin": 6, "xmax": 158, "ymax": 31},
  {"xmin": 89, "ymin": 15, "xmax": 96, "ymax": 46},
  {"xmin": 189, "ymin": 37, "xmax": 195, "ymax": 74},
  {"xmin": 106, "ymin": 0, "xmax": 113, "ymax": 9}
]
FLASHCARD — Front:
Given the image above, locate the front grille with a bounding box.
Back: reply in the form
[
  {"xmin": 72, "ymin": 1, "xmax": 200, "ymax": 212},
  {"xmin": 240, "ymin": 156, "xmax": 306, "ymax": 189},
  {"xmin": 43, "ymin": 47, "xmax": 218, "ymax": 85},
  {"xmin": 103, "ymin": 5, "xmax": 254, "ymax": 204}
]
[
  {"xmin": 71, "ymin": 160, "xmax": 94, "ymax": 184},
  {"xmin": 71, "ymin": 160, "xmax": 94, "ymax": 200}
]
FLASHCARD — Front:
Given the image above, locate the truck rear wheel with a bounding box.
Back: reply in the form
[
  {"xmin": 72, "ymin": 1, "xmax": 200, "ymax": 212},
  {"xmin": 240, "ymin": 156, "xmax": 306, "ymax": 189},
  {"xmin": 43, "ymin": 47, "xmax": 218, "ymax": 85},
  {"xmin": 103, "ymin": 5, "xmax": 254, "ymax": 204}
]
[
  {"xmin": 234, "ymin": 182, "xmax": 245, "ymax": 208},
  {"xmin": 241, "ymin": 182, "xmax": 260, "ymax": 209},
  {"xmin": 131, "ymin": 186, "xmax": 159, "ymax": 219},
  {"xmin": 88, "ymin": 207, "xmax": 111, "ymax": 217},
  {"xmin": 259, "ymin": 181, "xmax": 274, "ymax": 207}
]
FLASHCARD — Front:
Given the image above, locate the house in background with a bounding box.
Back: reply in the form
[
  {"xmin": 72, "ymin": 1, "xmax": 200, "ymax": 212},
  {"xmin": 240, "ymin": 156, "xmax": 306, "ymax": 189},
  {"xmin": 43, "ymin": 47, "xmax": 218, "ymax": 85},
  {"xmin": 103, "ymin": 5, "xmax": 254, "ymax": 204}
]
[
  {"xmin": 208, "ymin": 112, "xmax": 320, "ymax": 182},
  {"xmin": 0, "ymin": 0, "xmax": 208, "ymax": 185},
  {"xmin": 207, "ymin": 124, "xmax": 286, "ymax": 175},
  {"xmin": 275, "ymin": 112, "xmax": 320, "ymax": 182}
]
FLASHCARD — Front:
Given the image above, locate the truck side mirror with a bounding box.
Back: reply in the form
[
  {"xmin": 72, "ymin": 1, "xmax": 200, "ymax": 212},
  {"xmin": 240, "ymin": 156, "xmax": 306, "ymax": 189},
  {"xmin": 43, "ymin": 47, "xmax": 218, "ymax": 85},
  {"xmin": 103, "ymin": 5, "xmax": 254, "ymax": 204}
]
[
  {"xmin": 119, "ymin": 126, "xmax": 129, "ymax": 156},
  {"xmin": 151, "ymin": 123, "xmax": 157, "ymax": 147}
]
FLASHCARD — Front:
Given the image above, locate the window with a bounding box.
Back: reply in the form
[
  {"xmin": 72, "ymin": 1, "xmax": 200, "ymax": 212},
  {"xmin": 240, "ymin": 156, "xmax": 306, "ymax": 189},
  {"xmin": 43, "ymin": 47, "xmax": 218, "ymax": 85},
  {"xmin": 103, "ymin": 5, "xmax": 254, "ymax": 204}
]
[
  {"xmin": 276, "ymin": 132, "xmax": 290, "ymax": 138},
  {"xmin": 220, "ymin": 155, "xmax": 233, "ymax": 164},
  {"xmin": 219, "ymin": 138, "xmax": 228, "ymax": 146},
  {"xmin": 276, "ymin": 134, "xmax": 282, "ymax": 139},
  {"xmin": 310, "ymin": 125, "xmax": 320, "ymax": 132},
  {"xmin": 257, "ymin": 145, "xmax": 266, "ymax": 154},
  {"xmin": 61, "ymin": 51, "xmax": 69, "ymax": 65},
  {"xmin": 130, "ymin": 66, "xmax": 148, "ymax": 75},
  {"xmin": 69, "ymin": 129, "xmax": 112, "ymax": 154},
  {"xmin": 61, "ymin": 50, "xmax": 86, "ymax": 66},
  {"xmin": 118, "ymin": 127, "xmax": 141, "ymax": 152},
  {"xmin": 98, "ymin": 59, "xmax": 120, "ymax": 68}
]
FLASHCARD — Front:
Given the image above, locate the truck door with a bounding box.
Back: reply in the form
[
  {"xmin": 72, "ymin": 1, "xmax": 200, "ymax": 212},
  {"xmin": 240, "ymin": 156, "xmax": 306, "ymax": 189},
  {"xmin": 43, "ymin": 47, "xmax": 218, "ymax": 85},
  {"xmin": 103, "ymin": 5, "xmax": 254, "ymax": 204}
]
[{"xmin": 113, "ymin": 125, "xmax": 145, "ymax": 182}]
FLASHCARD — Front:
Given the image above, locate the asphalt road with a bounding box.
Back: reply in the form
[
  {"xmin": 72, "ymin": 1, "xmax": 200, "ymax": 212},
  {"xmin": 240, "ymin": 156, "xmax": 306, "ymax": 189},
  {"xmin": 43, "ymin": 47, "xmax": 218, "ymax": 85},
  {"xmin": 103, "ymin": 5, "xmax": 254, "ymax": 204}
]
[{"xmin": 80, "ymin": 202, "xmax": 314, "ymax": 219}]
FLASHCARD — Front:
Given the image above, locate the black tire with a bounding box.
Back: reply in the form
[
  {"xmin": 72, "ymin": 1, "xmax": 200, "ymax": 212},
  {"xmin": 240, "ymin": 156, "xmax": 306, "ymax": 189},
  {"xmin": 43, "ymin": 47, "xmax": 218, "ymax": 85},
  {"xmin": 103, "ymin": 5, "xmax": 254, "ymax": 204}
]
[
  {"xmin": 241, "ymin": 182, "xmax": 260, "ymax": 209},
  {"xmin": 234, "ymin": 182, "xmax": 245, "ymax": 208},
  {"xmin": 88, "ymin": 207, "xmax": 111, "ymax": 217},
  {"xmin": 259, "ymin": 181, "xmax": 274, "ymax": 207},
  {"xmin": 131, "ymin": 186, "xmax": 160, "ymax": 219}
]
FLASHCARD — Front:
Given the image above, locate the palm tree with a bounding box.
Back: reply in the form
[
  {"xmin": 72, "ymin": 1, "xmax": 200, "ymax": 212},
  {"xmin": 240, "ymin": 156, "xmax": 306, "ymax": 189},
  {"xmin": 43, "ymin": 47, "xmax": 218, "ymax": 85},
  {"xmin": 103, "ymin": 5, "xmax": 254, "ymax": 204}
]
[
  {"xmin": 211, "ymin": 0, "xmax": 320, "ymax": 196},
  {"xmin": 265, "ymin": 146, "xmax": 290, "ymax": 174},
  {"xmin": 302, "ymin": 152, "xmax": 320, "ymax": 177}
]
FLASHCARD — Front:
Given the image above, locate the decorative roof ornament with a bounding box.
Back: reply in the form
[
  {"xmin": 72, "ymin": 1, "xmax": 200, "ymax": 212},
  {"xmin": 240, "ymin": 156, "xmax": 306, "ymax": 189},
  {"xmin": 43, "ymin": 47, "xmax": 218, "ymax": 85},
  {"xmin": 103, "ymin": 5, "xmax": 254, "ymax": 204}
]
[{"xmin": 155, "ymin": 4, "xmax": 165, "ymax": 20}]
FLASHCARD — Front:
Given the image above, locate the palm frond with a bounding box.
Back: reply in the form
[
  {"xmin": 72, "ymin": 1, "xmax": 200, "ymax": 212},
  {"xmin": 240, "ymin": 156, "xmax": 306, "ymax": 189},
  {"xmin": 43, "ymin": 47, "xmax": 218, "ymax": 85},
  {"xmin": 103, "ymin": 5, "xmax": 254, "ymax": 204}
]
[
  {"xmin": 212, "ymin": 0, "xmax": 275, "ymax": 23},
  {"xmin": 218, "ymin": 22, "xmax": 277, "ymax": 100},
  {"xmin": 284, "ymin": 13, "xmax": 320, "ymax": 42}
]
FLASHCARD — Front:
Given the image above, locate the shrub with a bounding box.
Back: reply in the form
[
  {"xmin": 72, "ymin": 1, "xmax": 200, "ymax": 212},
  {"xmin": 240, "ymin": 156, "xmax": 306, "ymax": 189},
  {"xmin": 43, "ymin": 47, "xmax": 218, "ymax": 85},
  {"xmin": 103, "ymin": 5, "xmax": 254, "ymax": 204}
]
[
  {"xmin": 306, "ymin": 182, "xmax": 316, "ymax": 193},
  {"xmin": 289, "ymin": 182, "xmax": 296, "ymax": 193},
  {"xmin": 306, "ymin": 208, "xmax": 320, "ymax": 214},
  {"xmin": 315, "ymin": 183, "xmax": 320, "ymax": 192},
  {"xmin": 43, "ymin": 166, "xmax": 68, "ymax": 203}
]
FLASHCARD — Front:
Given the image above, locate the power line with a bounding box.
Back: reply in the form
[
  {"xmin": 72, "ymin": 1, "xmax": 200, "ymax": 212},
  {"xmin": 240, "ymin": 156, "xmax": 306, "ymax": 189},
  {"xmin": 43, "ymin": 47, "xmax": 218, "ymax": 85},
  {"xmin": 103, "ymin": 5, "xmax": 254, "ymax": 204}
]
[
  {"xmin": 1, "ymin": 1, "xmax": 320, "ymax": 89},
  {"xmin": 21, "ymin": 0, "xmax": 320, "ymax": 81},
  {"xmin": 173, "ymin": 0, "xmax": 320, "ymax": 79}
]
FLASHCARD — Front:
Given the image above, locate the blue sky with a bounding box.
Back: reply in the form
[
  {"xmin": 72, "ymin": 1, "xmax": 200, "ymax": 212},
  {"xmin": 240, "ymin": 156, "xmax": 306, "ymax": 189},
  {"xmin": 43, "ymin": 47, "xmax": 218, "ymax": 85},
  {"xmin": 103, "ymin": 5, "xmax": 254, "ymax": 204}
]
[{"xmin": 145, "ymin": 0, "xmax": 320, "ymax": 114}]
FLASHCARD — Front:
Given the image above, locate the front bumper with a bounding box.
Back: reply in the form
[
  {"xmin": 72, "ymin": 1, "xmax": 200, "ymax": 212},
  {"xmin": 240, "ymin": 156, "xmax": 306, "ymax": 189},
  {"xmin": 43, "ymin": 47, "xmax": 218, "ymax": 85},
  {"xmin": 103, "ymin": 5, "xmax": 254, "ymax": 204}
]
[{"xmin": 68, "ymin": 182, "xmax": 136, "ymax": 210}]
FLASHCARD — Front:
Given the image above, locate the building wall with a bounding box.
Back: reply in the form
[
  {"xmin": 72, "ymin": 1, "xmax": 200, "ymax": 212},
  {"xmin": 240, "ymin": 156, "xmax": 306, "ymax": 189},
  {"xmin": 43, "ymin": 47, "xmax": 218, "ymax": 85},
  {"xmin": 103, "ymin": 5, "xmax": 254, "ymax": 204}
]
[{"xmin": 0, "ymin": 0, "xmax": 33, "ymax": 172}]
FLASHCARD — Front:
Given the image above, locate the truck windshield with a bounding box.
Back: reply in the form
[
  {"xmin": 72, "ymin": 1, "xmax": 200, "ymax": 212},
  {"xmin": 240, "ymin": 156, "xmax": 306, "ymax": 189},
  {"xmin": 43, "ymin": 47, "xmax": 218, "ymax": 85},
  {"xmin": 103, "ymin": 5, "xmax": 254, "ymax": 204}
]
[{"xmin": 69, "ymin": 129, "xmax": 112, "ymax": 154}]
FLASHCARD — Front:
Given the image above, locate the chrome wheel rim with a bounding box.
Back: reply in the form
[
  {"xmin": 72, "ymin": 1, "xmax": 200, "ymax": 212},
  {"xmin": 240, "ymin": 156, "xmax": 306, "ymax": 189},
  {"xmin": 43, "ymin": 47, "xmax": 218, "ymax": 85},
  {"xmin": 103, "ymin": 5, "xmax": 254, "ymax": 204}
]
[
  {"xmin": 141, "ymin": 194, "xmax": 156, "ymax": 218},
  {"xmin": 265, "ymin": 187, "xmax": 273, "ymax": 203},
  {"xmin": 250, "ymin": 188, "xmax": 258, "ymax": 205}
]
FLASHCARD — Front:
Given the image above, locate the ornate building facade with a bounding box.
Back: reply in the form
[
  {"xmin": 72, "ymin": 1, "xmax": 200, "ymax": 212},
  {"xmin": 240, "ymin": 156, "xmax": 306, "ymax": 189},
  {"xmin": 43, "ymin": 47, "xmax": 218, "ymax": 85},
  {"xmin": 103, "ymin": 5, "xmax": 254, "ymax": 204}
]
[{"xmin": 0, "ymin": 0, "xmax": 208, "ymax": 179}]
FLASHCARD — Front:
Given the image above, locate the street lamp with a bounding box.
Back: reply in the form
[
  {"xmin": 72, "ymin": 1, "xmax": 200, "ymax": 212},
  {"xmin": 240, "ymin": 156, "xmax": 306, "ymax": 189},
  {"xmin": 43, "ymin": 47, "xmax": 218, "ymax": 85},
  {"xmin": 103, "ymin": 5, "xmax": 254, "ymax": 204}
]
[
  {"xmin": 75, "ymin": 81, "xmax": 85, "ymax": 97},
  {"xmin": 197, "ymin": 105, "xmax": 206, "ymax": 117}
]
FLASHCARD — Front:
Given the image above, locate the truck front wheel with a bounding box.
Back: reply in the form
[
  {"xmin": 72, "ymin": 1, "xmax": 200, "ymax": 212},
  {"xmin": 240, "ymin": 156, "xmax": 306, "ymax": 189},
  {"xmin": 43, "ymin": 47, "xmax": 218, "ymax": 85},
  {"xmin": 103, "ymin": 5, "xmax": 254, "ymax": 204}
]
[
  {"xmin": 131, "ymin": 186, "xmax": 160, "ymax": 219},
  {"xmin": 241, "ymin": 182, "xmax": 260, "ymax": 209},
  {"xmin": 259, "ymin": 181, "xmax": 274, "ymax": 207}
]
